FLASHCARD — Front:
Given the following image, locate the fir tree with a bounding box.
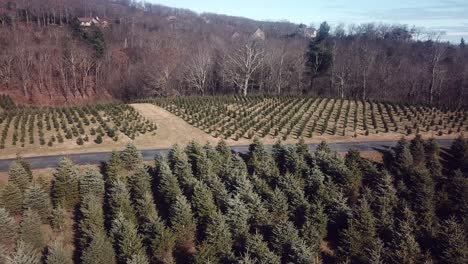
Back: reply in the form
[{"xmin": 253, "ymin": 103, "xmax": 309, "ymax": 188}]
[
  {"xmin": 111, "ymin": 212, "xmax": 148, "ymax": 264},
  {"xmin": 22, "ymin": 182, "xmax": 51, "ymax": 222},
  {"xmin": 50, "ymin": 205, "xmax": 66, "ymax": 231},
  {"xmin": 1, "ymin": 241, "xmax": 40, "ymax": 264},
  {"xmin": 0, "ymin": 207, "xmax": 17, "ymax": 245},
  {"xmin": 168, "ymin": 145, "xmax": 197, "ymax": 198},
  {"xmin": 8, "ymin": 161, "xmax": 31, "ymax": 191},
  {"xmin": 245, "ymin": 233, "xmax": 281, "ymax": 264},
  {"xmin": 45, "ymin": 241, "xmax": 73, "ymax": 264},
  {"xmin": 82, "ymin": 233, "xmax": 116, "ymax": 264},
  {"xmin": 20, "ymin": 209, "xmax": 44, "ymax": 251},
  {"xmin": 373, "ymin": 170, "xmax": 397, "ymax": 241},
  {"xmin": 120, "ymin": 144, "xmax": 143, "ymax": 170},
  {"xmin": 391, "ymin": 206, "xmax": 422, "ymax": 264},
  {"xmin": 338, "ymin": 198, "xmax": 378, "ymax": 263},
  {"xmin": 15, "ymin": 155, "xmax": 33, "ymax": 181},
  {"xmin": 247, "ymin": 138, "xmax": 279, "ymax": 182},
  {"xmin": 108, "ymin": 179, "xmax": 137, "ymax": 224},
  {"xmin": 410, "ymin": 135, "xmax": 426, "ymax": 167},
  {"xmin": 51, "ymin": 157, "xmax": 80, "ymax": 210},
  {"xmin": 191, "ymin": 182, "xmax": 218, "ymax": 240},
  {"xmin": 78, "ymin": 194, "xmax": 105, "ymax": 250},
  {"xmin": 437, "ymin": 217, "xmax": 468, "ymax": 264},
  {"xmin": 79, "ymin": 168, "xmax": 105, "ymax": 200},
  {"xmin": 393, "ymin": 138, "xmax": 414, "ymax": 175},
  {"xmin": 106, "ymin": 151, "xmax": 123, "ymax": 182},
  {"xmin": 1, "ymin": 182, "xmax": 23, "ymax": 214},
  {"xmin": 170, "ymin": 195, "xmax": 196, "ymax": 255},
  {"xmin": 271, "ymin": 220, "xmax": 315, "ymax": 263},
  {"xmin": 450, "ymin": 135, "xmax": 468, "ymax": 172},
  {"xmin": 226, "ymin": 195, "xmax": 250, "ymax": 246},
  {"xmin": 156, "ymin": 157, "xmax": 182, "ymax": 206},
  {"xmin": 128, "ymin": 166, "xmax": 152, "ymax": 204}
]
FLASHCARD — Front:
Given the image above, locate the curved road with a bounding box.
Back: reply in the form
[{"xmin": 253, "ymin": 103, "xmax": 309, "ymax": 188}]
[{"xmin": 0, "ymin": 139, "xmax": 455, "ymax": 172}]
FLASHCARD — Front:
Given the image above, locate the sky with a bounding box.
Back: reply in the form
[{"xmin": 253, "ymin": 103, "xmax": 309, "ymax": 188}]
[{"xmin": 150, "ymin": 0, "xmax": 468, "ymax": 43}]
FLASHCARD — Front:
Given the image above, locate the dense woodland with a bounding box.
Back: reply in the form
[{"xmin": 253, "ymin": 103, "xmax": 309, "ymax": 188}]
[
  {"xmin": 0, "ymin": 136, "xmax": 467, "ymax": 263},
  {"xmin": 0, "ymin": 0, "xmax": 467, "ymax": 106}
]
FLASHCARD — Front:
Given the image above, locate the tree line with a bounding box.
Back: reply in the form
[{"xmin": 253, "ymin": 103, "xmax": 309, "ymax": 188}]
[
  {"xmin": 0, "ymin": 0, "xmax": 467, "ymax": 107},
  {"xmin": 0, "ymin": 136, "xmax": 467, "ymax": 263}
]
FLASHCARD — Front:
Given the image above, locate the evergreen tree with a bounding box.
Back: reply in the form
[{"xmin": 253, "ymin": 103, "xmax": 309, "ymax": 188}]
[
  {"xmin": 196, "ymin": 212, "xmax": 233, "ymax": 263},
  {"xmin": 20, "ymin": 209, "xmax": 44, "ymax": 251},
  {"xmin": 50, "ymin": 205, "xmax": 66, "ymax": 231},
  {"xmin": 391, "ymin": 206, "xmax": 422, "ymax": 264},
  {"xmin": 306, "ymin": 22, "xmax": 332, "ymax": 90},
  {"xmin": 461, "ymin": 37, "xmax": 466, "ymax": 49},
  {"xmin": 78, "ymin": 194, "xmax": 105, "ymax": 250},
  {"xmin": 79, "ymin": 168, "xmax": 105, "ymax": 200},
  {"xmin": 301, "ymin": 201, "xmax": 328, "ymax": 253},
  {"xmin": 82, "ymin": 233, "xmax": 116, "ymax": 264},
  {"xmin": 245, "ymin": 233, "xmax": 281, "ymax": 264},
  {"xmin": 268, "ymin": 188, "xmax": 290, "ymax": 224},
  {"xmin": 373, "ymin": 171, "xmax": 397, "ymax": 241},
  {"xmin": 215, "ymin": 139, "xmax": 231, "ymax": 164},
  {"xmin": 156, "ymin": 157, "xmax": 182, "ymax": 206},
  {"xmin": 111, "ymin": 213, "xmax": 148, "ymax": 264},
  {"xmin": 170, "ymin": 195, "xmax": 196, "ymax": 255},
  {"xmin": 226, "ymin": 195, "xmax": 250, "ymax": 247},
  {"xmin": 168, "ymin": 145, "xmax": 198, "ymax": 198},
  {"xmin": 128, "ymin": 166, "xmax": 152, "ymax": 204},
  {"xmin": 106, "ymin": 151, "xmax": 123, "ymax": 182},
  {"xmin": 120, "ymin": 144, "xmax": 143, "ymax": 170},
  {"xmin": 134, "ymin": 192, "xmax": 175, "ymax": 264},
  {"xmin": 446, "ymin": 170, "xmax": 468, "ymax": 221},
  {"xmin": 108, "ymin": 180, "xmax": 137, "ymax": 224},
  {"xmin": 15, "ymin": 155, "xmax": 33, "ymax": 181},
  {"xmin": 393, "ymin": 138, "xmax": 414, "ymax": 175},
  {"xmin": 271, "ymin": 220, "xmax": 315, "ymax": 263},
  {"xmin": 1, "ymin": 241, "xmax": 40, "ymax": 264},
  {"xmin": 22, "ymin": 182, "xmax": 51, "ymax": 222},
  {"xmin": 1, "ymin": 182, "xmax": 23, "ymax": 214},
  {"xmin": 8, "ymin": 161, "xmax": 31, "ymax": 191},
  {"xmin": 338, "ymin": 198, "xmax": 378, "ymax": 263},
  {"xmin": 437, "ymin": 217, "xmax": 468, "ymax": 264},
  {"xmin": 247, "ymin": 138, "xmax": 279, "ymax": 183},
  {"xmin": 51, "ymin": 157, "xmax": 80, "ymax": 210},
  {"xmin": 45, "ymin": 241, "xmax": 73, "ymax": 264},
  {"xmin": 191, "ymin": 182, "xmax": 218, "ymax": 240},
  {"xmin": 0, "ymin": 207, "xmax": 17, "ymax": 245},
  {"xmin": 450, "ymin": 135, "xmax": 468, "ymax": 172},
  {"xmin": 410, "ymin": 135, "xmax": 426, "ymax": 167}
]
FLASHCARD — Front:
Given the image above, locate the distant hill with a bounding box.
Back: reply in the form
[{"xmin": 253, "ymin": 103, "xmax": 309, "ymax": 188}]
[{"xmin": 0, "ymin": 0, "xmax": 466, "ymax": 107}]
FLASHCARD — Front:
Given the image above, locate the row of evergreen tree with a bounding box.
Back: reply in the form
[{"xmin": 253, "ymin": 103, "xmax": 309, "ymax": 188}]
[{"xmin": 0, "ymin": 136, "xmax": 467, "ymax": 263}]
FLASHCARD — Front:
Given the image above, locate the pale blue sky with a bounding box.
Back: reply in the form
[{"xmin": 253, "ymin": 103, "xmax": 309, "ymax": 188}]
[{"xmin": 149, "ymin": 0, "xmax": 468, "ymax": 42}]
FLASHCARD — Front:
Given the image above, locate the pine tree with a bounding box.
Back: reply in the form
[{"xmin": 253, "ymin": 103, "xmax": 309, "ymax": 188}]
[
  {"xmin": 45, "ymin": 241, "xmax": 73, "ymax": 264},
  {"xmin": 79, "ymin": 169, "xmax": 105, "ymax": 200},
  {"xmin": 8, "ymin": 161, "xmax": 31, "ymax": 191},
  {"xmin": 1, "ymin": 241, "xmax": 40, "ymax": 264},
  {"xmin": 51, "ymin": 157, "xmax": 80, "ymax": 210},
  {"xmin": 120, "ymin": 144, "xmax": 143, "ymax": 170},
  {"xmin": 82, "ymin": 232, "xmax": 116, "ymax": 264},
  {"xmin": 301, "ymin": 201, "xmax": 328, "ymax": 253},
  {"xmin": 50, "ymin": 205, "xmax": 67, "ymax": 231},
  {"xmin": 393, "ymin": 138, "xmax": 414, "ymax": 175},
  {"xmin": 446, "ymin": 170, "xmax": 468, "ymax": 221},
  {"xmin": 247, "ymin": 138, "xmax": 279, "ymax": 182},
  {"xmin": 1, "ymin": 182, "xmax": 23, "ymax": 214},
  {"xmin": 20, "ymin": 209, "xmax": 44, "ymax": 251},
  {"xmin": 22, "ymin": 182, "xmax": 51, "ymax": 222},
  {"xmin": 268, "ymin": 188, "xmax": 290, "ymax": 224},
  {"xmin": 373, "ymin": 171, "xmax": 397, "ymax": 241},
  {"xmin": 0, "ymin": 207, "xmax": 17, "ymax": 245},
  {"xmin": 170, "ymin": 195, "xmax": 196, "ymax": 255},
  {"xmin": 196, "ymin": 212, "xmax": 233, "ymax": 263},
  {"xmin": 450, "ymin": 135, "xmax": 468, "ymax": 172},
  {"xmin": 111, "ymin": 212, "xmax": 148, "ymax": 264},
  {"xmin": 437, "ymin": 217, "xmax": 468, "ymax": 264}
]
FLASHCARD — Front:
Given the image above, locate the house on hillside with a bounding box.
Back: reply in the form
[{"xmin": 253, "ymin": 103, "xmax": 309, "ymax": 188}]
[{"xmin": 78, "ymin": 17, "xmax": 108, "ymax": 28}]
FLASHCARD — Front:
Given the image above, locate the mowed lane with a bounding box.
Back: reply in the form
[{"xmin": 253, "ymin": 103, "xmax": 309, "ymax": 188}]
[{"xmin": 0, "ymin": 139, "xmax": 455, "ymax": 172}]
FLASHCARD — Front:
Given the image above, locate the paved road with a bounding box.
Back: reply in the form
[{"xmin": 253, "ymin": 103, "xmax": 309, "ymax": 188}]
[{"xmin": 0, "ymin": 139, "xmax": 455, "ymax": 172}]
